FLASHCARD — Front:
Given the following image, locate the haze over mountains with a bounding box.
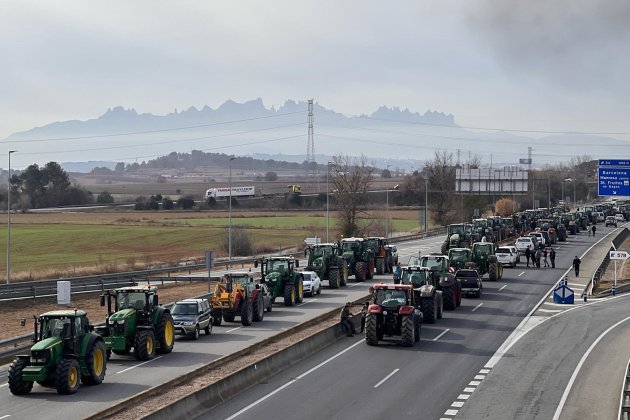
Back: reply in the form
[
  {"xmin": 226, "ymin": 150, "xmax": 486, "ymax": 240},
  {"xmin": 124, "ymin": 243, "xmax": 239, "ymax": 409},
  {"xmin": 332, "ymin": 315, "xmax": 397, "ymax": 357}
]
[{"xmin": 3, "ymin": 98, "xmax": 628, "ymax": 172}]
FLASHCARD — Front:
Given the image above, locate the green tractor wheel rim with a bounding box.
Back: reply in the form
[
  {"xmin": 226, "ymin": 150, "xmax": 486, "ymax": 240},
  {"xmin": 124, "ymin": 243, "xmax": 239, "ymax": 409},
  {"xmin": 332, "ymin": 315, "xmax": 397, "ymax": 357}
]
[
  {"xmin": 68, "ymin": 365, "xmax": 79, "ymax": 388},
  {"xmin": 165, "ymin": 320, "xmax": 174, "ymax": 347},
  {"xmin": 93, "ymin": 347, "xmax": 104, "ymax": 376}
]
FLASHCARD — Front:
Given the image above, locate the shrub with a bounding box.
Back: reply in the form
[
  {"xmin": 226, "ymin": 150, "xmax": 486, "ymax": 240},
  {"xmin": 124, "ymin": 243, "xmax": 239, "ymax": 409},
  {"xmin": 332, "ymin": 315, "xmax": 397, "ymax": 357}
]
[{"xmin": 97, "ymin": 191, "xmax": 114, "ymax": 204}]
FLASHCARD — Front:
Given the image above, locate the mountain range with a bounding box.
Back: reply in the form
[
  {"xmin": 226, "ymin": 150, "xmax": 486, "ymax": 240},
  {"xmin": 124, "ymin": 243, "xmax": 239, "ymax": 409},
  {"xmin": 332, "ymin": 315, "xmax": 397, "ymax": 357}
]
[{"xmin": 3, "ymin": 98, "xmax": 627, "ymax": 172}]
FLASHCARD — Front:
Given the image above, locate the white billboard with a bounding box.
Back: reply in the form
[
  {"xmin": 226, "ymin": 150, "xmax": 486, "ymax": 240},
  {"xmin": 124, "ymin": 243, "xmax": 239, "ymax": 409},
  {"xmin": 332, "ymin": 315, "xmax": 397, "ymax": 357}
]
[{"xmin": 456, "ymin": 168, "xmax": 528, "ymax": 193}]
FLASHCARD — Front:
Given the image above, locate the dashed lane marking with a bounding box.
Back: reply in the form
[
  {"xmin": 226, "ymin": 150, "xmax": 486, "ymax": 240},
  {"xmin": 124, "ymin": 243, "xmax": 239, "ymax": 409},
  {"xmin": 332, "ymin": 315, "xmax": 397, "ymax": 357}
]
[
  {"xmin": 474, "ymin": 374, "xmax": 485, "ymax": 380},
  {"xmin": 0, "ymin": 415, "xmax": 11, "ymax": 419},
  {"xmin": 464, "ymin": 387, "xmax": 476, "ymax": 393},
  {"xmin": 468, "ymin": 380, "xmax": 481, "ymax": 386},
  {"xmin": 499, "ymin": 285, "xmax": 507, "ymax": 291},
  {"xmin": 297, "ymin": 299, "xmax": 317, "ymax": 307},
  {"xmin": 373, "ymin": 368, "xmax": 399, "ymax": 388},
  {"xmin": 518, "ymin": 271, "xmax": 525, "ymax": 277},
  {"xmin": 0, "ymin": 383, "xmax": 8, "ymax": 388},
  {"xmin": 472, "ymin": 303, "xmax": 484, "ymax": 312},
  {"xmin": 479, "ymin": 369, "xmax": 490, "ymax": 374},
  {"xmin": 433, "ymin": 329, "xmax": 450, "ymax": 341},
  {"xmin": 226, "ymin": 327, "xmax": 242, "ymax": 333},
  {"xmin": 458, "ymin": 394, "xmax": 470, "ymax": 400},
  {"xmin": 445, "ymin": 409, "xmax": 459, "ymax": 416},
  {"xmin": 452, "ymin": 401, "xmax": 465, "ymax": 408},
  {"xmin": 116, "ymin": 356, "xmax": 162, "ymax": 374}
]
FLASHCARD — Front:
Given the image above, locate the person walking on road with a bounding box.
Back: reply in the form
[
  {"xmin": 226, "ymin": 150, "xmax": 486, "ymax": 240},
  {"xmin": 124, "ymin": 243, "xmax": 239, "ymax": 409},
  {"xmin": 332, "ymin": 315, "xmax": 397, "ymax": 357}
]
[
  {"xmin": 340, "ymin": 303, "xmax": 355, "ymax": 337},
  {"xmin": 573, "ymin": 256, "xmax": 581, "ymax": 277},
  {"xmin": 592, "ymin": 225, "xmax": 596, "ymax": 237},
  {"xmin": 394, "ymin": 262, "xmax": 402, "ymax": 284},
  {"xmin": 535, "ymin": 248, "xmax": 542, "ymax": 268},
  {"xmin": 543, "ymin": 248, "xmax": 549, "ymax": 267},
  {"xmin": 525, "ymin": 246, "xmax": 531, "ymax": 267},
  {"xmin": 549, "ymin": 247, "xmax": 556, "ymax": 268}
]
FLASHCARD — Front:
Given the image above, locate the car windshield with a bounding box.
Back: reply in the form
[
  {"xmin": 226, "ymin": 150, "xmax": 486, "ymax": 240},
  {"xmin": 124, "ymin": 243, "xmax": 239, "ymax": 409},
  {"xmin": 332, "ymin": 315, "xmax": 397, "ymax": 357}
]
[
  {"xmin": 302, "ymin": 273, "xmax": 312, "ymax": 281},
  {"xmin": 456, "ymin": 270, "xmax": 479, "ymax": 278},
  {"xmin": 171, "ymin": 303, "xmax": 197, "ymax": 315},
  {"xmin": 375, "ymin": 289, "xmax": 408, "ymax": 307},
  {"xmin": 117, "ymin": 292, "xmax": 147, "ymax": 311},
  {"xmin": 496, "ymin": 248, "xmax": 511, "ymax": 254}
]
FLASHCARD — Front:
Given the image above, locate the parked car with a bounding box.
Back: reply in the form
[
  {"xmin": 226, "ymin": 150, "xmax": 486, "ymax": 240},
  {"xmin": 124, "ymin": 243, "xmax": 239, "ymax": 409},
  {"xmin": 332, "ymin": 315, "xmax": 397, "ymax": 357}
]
[
  {"xmin": 496, "ymin": 246, "xmax": 518, "ymax": 268},
  {"xmin": 605, "ymin": 216, "xmax": 618, "ymax": 227},
  {"xmin": 301, "ymin": 271, "xmax": 322, "ymax": 296},
  {"xmin": 256, "ymin": 282, "xmax": 274, "ymax": 312},
  {"xmin": 455, "ymin": 269, "xmax": 482, "ymax": 297},
  {"xmin": 615, "ymin": 213, "xmax": 625, "ymax": 222},
  {"xmin": 528, "ymin": 232, "xmax": 545, "ymax": 247},
  {"xmin": 171, "ymin": 298, "xmax": 212, "ymax": 340},
  {"xmin": 515, "ymin": 237, "xmax": 537, "ymax": 255},
  {"xmin": 596, "ymin": 212, "xmax": 606, "ymax": 223}
]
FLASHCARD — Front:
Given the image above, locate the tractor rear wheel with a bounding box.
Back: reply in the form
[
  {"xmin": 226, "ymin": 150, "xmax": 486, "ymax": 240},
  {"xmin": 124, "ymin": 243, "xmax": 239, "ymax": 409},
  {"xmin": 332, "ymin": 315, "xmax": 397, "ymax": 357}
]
[
  {"xmin": 211, "ymin": 310, "xmax": 222, "ymax": 326},
  {"xmin": 421, "ymin": 296, "xmax": 437, "ymax": 324},
  {"xmin": 223, "ymin": 313, "xmax": 235, "ymax": 322},
  {"xmin": 81, "ymin": 340, "xmax": 107, "ymax": 385},
  {"xmin": 442, "ymin": 285, "xmax": 455, "ymax": 310},
  {"xmin": 253, "ymin": 294, "xmax": 264, "ymax": 322},
  {"xmin": 414, "ymin": 316, "xmax": 421, "ymax": 342},
  {"xmin": 205, "ymin": 324, "xmax": 212, "ymax": 335},
  {"xmin": 437, "ymin": 294, "xmax": 443, "ymax": 319},
  {"xmin": 366, "ymin": 261, "xmax": 373, "ymax": 279},
  {"xmin": 456, "ymin": 284, "xmax": 462, "ymax": 307},
  {"xmin": 156, "ymin": 312, "xmax": 175, "ymax": 354},
  {"xmin": 441, "ymin": 241, "xmax": 449, "ymax": 255},
  {"xmin": 328, "ymin": 268, "xmax": 340, "ymax": 289},
  {"xmin": 355, "ymin": 262, "xmax": 367, "ymax": 282},
  {"xmin": 241, "ymin": 300, "xmax": 253, "ymax": 326},
  {"xmin": 283, "ymin": 283, "xmax": 296, "ymax": 306},
  {"xmin": 55, "ymin": 358, "xmax": 81, "ymax": 395},
  {"xmin": 295, "ymin": 277, "xmax": 304, "ymax": 303},
  {"xmin": 488, "ymin": 263, "xmax": 498, "ymax": 281},
  {"xmin": 134, "ymin": 330, "xmax": 156, "ymax": 361},
  {"xmin": 375, "ymin": 257, "xmax": 385, "ymax": 275},
  {"xmin": 365, "ymin": 313, "xmax": 379, "ymax": 346},
  {"xmin": 401, "ymin": 315, "xmax": 415, "ymax": 347},
  {"xmin": 8, "ymin": 359, "xmax": 33, "ymax": 395}
]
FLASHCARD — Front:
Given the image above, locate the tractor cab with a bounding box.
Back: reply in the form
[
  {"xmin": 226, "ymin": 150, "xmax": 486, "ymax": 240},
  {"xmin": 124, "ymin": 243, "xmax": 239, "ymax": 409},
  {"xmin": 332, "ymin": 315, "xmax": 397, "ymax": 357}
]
[
  {"xmin": 222, "ymin": 272, "xmax": 254, "ymax": 293},
  {"xmin": 400, "ymin": 266, "xmax": 432, "ymax": 288}
]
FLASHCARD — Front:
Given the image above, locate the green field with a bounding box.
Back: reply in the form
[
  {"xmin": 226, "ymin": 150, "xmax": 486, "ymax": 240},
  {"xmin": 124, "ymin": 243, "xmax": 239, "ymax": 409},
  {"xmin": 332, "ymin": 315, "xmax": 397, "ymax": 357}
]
[{"xmin": 1, "ymin": 211, "xmax": 422, "ymax": 281}]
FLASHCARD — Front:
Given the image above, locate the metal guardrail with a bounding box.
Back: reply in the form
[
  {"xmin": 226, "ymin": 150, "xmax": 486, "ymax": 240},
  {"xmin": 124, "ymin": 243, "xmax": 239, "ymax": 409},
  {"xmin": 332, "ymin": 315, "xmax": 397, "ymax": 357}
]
[
  {"xmin": 588, "ymin": 228, "xmax": 629, "ymax": 297},
  {"xmin": 621, "ymin": 357, "xmax": 630, "ymax": 419}
]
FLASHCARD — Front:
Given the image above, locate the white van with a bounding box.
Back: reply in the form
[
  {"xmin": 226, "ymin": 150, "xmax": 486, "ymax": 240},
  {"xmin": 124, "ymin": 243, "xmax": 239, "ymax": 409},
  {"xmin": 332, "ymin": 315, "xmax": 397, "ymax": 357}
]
[
  {"xmin": 515, "ymin": 237, "xmax": 537, "ymax": 255},
  {"xmin": 528, "ymin": 232, "xmax": 545, "ymax": 247}
]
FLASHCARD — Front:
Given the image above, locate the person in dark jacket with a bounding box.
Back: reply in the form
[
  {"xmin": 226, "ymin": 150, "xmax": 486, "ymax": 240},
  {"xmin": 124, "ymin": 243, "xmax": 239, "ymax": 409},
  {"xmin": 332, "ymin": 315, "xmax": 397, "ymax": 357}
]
[
  {"xmin": 573, "ymin": 256, "xmax": 581, "ymax": 276},
  {"xmin": 525, "ymin": 246, "xmax": 531, "ymax": 267},
  {"xmin": 549, "ymin": 247, "xmax": 556, "ymax": 268},
  {"xmin": 535, "ymin": 249, "xmax": 541, "ymax": 268},
  {"xmin": 340, "ymin": 303, "xmax": 355, "ymax": 337},
  {"xmin": 592, "ymin": 225, "xmax": 597, "ymax": 237}
]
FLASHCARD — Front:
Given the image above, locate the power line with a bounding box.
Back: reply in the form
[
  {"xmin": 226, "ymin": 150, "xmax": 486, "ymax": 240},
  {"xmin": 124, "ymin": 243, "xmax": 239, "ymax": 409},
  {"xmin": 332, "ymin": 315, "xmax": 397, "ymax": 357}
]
[{"xmin": 4, "ymin": 111, "xmax": 305, "ymax": 143}]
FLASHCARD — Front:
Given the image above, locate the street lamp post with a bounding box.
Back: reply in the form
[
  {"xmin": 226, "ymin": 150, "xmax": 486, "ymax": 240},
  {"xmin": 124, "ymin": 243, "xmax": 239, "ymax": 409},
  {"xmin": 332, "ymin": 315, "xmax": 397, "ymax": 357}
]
[
  {"xmin": 7, "ymin": 150, "xmax": 16, "ymax": 284},
  {"xmin": 385, "ymin": 165, "xmax": 391, "ymax": 238},
  {"xmin": 326, "ymin": 161, "xmax": 333, "ymax": 243},
  {"xmin": 228, "ymin": 157, "xmax": 236, "ymax": 268},
  {"xmin": 425, "ymin": 177, "xmax": 428, "ymax": 233}
]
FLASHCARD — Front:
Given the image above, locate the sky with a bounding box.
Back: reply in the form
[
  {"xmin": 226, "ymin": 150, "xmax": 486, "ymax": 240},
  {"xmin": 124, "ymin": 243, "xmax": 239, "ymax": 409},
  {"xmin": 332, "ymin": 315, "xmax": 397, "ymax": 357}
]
[{"xmin": 1, "ymin": 0, "xmax": 629, "ymax": 167}]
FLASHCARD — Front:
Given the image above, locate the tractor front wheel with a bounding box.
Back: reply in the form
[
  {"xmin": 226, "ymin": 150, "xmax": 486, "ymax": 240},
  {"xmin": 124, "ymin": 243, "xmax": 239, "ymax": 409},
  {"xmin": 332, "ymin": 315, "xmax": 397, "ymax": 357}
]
[
  {"xmin": 365, "ymin": 313, "xmax": 379, "ymax": 346},
  {"xmin": 355, "ymin": 262, "xmax": 367, "ymax": 282},
  {"xmin": 375, "ymin": 257, "xmax": 385, "ymax": 275},
  {"xmin": 55, "ymin": 358, "xmax": 81, "ymax": 395},
  {"xmin": 421, "ymin": 296, "xmax": 437, "ymax": 324},
  {"xmin": 241, "ymin": 300, "xmax": 253, "ymax": 326},
  {"xmin": 134, "ymin": 330, "xmax": 156, "ymax": 361},
  {"xmin": 340, "ymin": 261, "xmax": 349, "ymax": 287},
  {"xmin": 81, "ymin": 340, "xmax": 107, "ymax": 385},
  {"xmin": 156, "ymin": 312, "xmax": 175, "ymax": 354},
  {"xmin": 211, "ymin": 309, "xmax": 222, "ymax": 326},
  {"xmin": 253, "ymin": 293, "xmax": 264, "ymax": 322},
  {"xmin": 328, "ymin": 268, "xmax": 340, "ymax": 289},
  {"xmin": 283, "ymin": 283, "xmax": 296, "ymax": 306},
  {"xmin": 401, "ymin": 315, "xmax": 415, "ymax": 347},
  {"xmin": 295, "ymin": 277, "xmax": 304, "ymax": 303},
  {"xmin": 488, "ymin": 263, "xmax": 498, "ymax": 281},
  {"xmin": 442, "ymin": 285, "xmax": 456, "ymax": 310},
  {"xmin": 8, "ymin": 358, "xmax": 33, "ymax": 395},
  {"xmin": 414, "ymin": 316, "xmax": 421, "ymax": 342}
]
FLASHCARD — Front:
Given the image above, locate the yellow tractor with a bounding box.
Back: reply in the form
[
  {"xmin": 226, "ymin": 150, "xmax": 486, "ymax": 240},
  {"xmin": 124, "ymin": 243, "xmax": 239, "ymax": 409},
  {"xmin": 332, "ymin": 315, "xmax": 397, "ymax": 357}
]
[{"xmin": 211, "ymin": 272, "xmax": 266, "ymax": 326}]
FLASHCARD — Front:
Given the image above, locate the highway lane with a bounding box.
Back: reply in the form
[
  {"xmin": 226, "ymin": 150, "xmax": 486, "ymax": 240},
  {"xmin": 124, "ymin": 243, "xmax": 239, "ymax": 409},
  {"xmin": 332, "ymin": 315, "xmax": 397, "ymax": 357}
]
[
  {"xmin": 0, "ymin": 235, "xmax": 445, "ymax": 419},
  {"xmin": 202, "ymin": 228, "xmax": 616, "ymax": 420}
]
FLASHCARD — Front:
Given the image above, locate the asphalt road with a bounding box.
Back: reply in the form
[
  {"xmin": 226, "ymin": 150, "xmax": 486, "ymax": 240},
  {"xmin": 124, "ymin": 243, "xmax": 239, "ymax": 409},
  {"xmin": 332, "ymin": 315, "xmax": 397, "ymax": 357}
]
[
  {"xmin": 201, "ymin": 228, "xmax": 617, "ymax": 420},
  {"xmin": 0, "ymin": 235, "xmax": 444, "ymax": 419}
]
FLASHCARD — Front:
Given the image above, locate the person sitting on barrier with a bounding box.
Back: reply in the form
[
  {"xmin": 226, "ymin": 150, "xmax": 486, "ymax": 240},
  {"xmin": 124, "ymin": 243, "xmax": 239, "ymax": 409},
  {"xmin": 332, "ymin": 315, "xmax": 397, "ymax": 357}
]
[
  {"xmin": 359, "ymin": 302, "xmax": 369, "ymax": 333},
  {"xmin": 340, "ymin": 303, "xmax": 356, "ymax": 337}
]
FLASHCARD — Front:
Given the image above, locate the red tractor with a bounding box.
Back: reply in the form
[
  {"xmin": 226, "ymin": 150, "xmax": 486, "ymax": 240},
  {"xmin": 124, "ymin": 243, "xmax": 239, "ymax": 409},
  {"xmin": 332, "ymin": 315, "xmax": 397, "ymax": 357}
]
[{"xmin": 365, "ymin": 283, "xmax": 422, "ymax": 347}]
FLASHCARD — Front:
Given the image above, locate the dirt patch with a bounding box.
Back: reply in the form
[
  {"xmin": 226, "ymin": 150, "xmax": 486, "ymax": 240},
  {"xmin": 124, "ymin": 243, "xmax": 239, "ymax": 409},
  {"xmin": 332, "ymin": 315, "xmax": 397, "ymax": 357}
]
[{"xmin": 1, "ymin": 281, "xmax": 213, "ymax": 341}]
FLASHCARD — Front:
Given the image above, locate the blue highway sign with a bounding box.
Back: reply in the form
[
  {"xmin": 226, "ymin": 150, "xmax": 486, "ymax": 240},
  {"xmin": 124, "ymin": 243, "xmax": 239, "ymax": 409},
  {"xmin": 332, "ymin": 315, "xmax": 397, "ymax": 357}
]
[
  {"xmin": 599, "ymin": 167, "xmax": 630, "ymax": 196},
  {"xmin": 599, "ymin": 159, "xmax": 630, "ymax": 167}
]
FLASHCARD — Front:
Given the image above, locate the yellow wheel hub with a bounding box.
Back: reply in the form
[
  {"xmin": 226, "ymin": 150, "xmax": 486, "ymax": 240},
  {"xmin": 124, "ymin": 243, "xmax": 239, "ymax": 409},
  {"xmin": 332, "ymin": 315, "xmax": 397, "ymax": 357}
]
[
  {"xmin": 147, "ymin": 336, "xmax": 154, "ymax": 354},
  {"xmin": 298, "ymin": 282, "xmax": 303, "ymax": 297},
  {"xmin": 93, "ymin": 348, "xmax": 104, "ymax": 376},
  {"xmin": 68, "ymin": 366, "xmax": 78, "ymax": 388},
  {"xmin": 164, "ymin": 321, "xmax": 174, "ymax": 347}
]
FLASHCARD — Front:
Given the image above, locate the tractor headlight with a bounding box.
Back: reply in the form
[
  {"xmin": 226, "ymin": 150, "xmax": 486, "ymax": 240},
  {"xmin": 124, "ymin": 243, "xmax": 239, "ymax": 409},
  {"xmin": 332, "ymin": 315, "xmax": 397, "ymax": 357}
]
[
  {"xmin": 116, "ymin": 320, "xmax": 125, "ymax": 325},
  {"xmin": 383, "ymin": 310, "xmax": 388, "ymax": 315}
]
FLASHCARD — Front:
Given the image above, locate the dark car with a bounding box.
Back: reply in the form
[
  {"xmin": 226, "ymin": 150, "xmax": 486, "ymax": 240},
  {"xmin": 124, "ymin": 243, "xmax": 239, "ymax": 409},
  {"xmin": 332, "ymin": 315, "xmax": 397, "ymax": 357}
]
[
  {"xmin": 171, "ymin": 298, "xmax": 212, "ymax": 340},
  {"xmin": 455, "ymin": 269, "xmax": 483, "ymax": 298},
  {"xmin": 257, "ymin": 282, "xmax": 274, "ymax": 312},
  {"xmin": 605, "ymin": 216, "xmax": 617, "ymax": 227}
]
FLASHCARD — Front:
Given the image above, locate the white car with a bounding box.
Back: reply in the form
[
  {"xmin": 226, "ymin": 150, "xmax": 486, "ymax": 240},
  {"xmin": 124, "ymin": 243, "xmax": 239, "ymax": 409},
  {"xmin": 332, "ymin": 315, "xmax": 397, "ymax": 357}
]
[
  {"xmin": 615, "ymin": 213, "xmax": 625, "ymax": 222},
  {"xmin": 301, "ymin": 271, "xmax": 322, "ymax": 296},
  {"xmin": 528, "ymin": 232, "xmax": 545, "ymax": 247},
  {"xmin": 515, "ymin": 237, "xmax": 537, "ymax": 255},
  {"xmin": 496, "ymin": 246, "xmax": 518, "ymax": 267}
]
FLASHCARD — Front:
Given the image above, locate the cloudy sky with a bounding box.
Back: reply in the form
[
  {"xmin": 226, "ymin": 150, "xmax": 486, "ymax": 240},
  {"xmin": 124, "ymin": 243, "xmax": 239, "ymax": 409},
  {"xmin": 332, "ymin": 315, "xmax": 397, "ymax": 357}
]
[{"xmin": 1, "ymin": 0, "xmax": 629, "ymax": 166}]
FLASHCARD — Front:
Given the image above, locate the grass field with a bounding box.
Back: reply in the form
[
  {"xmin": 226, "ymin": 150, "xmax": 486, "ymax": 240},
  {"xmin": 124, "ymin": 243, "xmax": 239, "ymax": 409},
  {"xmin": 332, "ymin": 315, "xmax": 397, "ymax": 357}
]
[{"xmin": 1, "ymin": 209, "xmax": 425, "ymax": 282}]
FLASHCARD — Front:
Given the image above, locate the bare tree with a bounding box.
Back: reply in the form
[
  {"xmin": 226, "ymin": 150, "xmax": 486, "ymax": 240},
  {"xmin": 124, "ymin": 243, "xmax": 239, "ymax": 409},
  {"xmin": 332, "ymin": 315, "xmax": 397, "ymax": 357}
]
[
  {"xmin": 424, "ymin": 150, "xmax": 457, "ymax": 226},
  {"xmin": 330, "ymin": 155, "xmax": 375, "ymax": 237}
]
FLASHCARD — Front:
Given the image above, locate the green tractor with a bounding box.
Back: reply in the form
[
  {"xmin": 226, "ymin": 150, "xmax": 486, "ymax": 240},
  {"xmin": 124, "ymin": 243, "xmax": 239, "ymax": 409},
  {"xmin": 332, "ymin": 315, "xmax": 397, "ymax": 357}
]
[
  {"xmin": 96, "ymin": 286, "xmax": 175, "ymax": 361},
  {"xmin": 441, "ymin": 223, "xmax": 473, "ymax": 254},
  {"xmin": 419, "ymin": 254, "xmax": 462, "ymax": 312},
  {"xmin": 471, "ymin": 241, "xmax": 503, "ymax": 281},
  {"xmin": 339, "ymin": 237, "xmax": 374, "ymax": 282},
  {"xmin": 448, "ymin": 247, "xmax": 473, "ymax": 271},
  {"xmin": 9, "ymin": 310, "xmax": 107, "ymax": 395},
  {"xmin": 256, "ymin": 256, "xmax": 304, "ymax": 306},
  {"xmin": 472, "ymin": 218, "xmax": 494, "ymax": 243},
  {"xmin": 304, "ymin": 243, "xmax": 348, "ymax": 289},
  {"xmin": 364, "ymin": 236, "xmax": 394, "ymax": 274}
]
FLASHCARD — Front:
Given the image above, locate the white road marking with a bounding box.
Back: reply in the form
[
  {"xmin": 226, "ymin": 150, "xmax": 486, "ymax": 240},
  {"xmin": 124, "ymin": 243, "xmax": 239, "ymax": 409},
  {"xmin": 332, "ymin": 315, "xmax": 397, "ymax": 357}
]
[
  {"xmin": 474, "ymin": 374, "xmax": 485, "ymax": 380},
  {"xmin": 224, "ymin": 339, "xmax": 364, "ymax": 420},
  {"xmin": 225, "ymin": 327, "xmax": 242, "ymax": 333},
  {"xmin": 445, "ymin": 409, "xmax": 459, "ymax": 416},
  {"xmin": 499, "ymin": 284, "xmax": 507, "ymax": 291},
  {"xmin": 464, "ymin": 387, "xmax": 476, "ymax": 393},
  {"xmin": 479, "ymin": 368, "xmax": 490, "ymax": 374},
  {"xmin": 472, "ymin": 303, "xmax": 484, "ymax": 312},
  {"xmin": 116, "ymin": 356, "xmax": 162, "ymax": 374},
  {"xmin": 452, "ymin": 401, "xmax": 465, "ymax": 408},
  {"xmin": 518, "ymin": 271, "xmax": 525, "ymax": 277},
  {"xmin": 458, "ymin": 394, "xmax": 471, "ymax": 400},
  {"xmin": 297, "ymin": 299, "xmax": 317, "ymax": 307},
  {"xmin": 0, "ymin": 383, "xmax": 8, "ymax": 388},
  {"xmin": 373, "ymin": 368, "xmax": 400, "ymax": 388},
  {"xmin": 553, "ymin": 315, "xmax": 630, "ymax": 420},
  {"xmin": 538, "ymin": 308, "xmax": 562, "ymax": 313},
  {"xmin": 469, "ymin": 380, "xmax": 481, "ymax": 386},
  {"xmin": 0, "ymin": 415, "xmax": 10, "ymax": 419},
  {"xmin": 433, "ymin": 329, "xmax": 450, "ymax": 341},
  {"xmin": 439, "ymin": 418, "xmax": 453, "ymax": 420}
]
